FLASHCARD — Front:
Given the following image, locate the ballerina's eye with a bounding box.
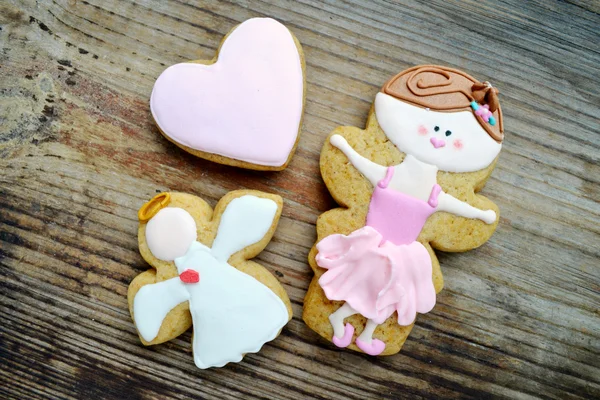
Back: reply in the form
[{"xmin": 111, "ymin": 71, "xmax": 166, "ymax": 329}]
[
  {"xmin": 434, "ymin": 126, "xmax": 440, "ymax": 132},
  {"xmin": 445, "ymin": 130, "xmax": 452, "ymax": 137}
]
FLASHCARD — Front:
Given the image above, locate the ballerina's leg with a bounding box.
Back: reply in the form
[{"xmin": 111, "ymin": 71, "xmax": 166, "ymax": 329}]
[
  {"xmin": 356, "ymin": 319, "xmax": 386, "ymax": 356},
  {"xmin": 357, "ymin": 319, "xmax": 378, "ymax": 343},
  {"xmin": 327, "ymin": 303, "xmax": 359, "ymax": 348},
  {"xmin": 329, "ymin": 302, "xmax": 357, "ymax": 338}
]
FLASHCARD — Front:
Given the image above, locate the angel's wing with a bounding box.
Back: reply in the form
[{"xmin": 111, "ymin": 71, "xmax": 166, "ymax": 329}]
[
  {"xmin": 133, "ymin": 277, "xmax": 190, "ymax": 342},
  {"xmin": 184, "ymin": 256, "xmax": 289, "ymax": 369},
  {"xmin": 211, "ymin": 195, "xmax": 278, "ymax": 262}
]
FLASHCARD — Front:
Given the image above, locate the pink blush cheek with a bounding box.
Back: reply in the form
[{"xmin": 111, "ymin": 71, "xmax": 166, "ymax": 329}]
[
  {"xmin": 417, "ymin": 125, "xmax": 428, "ymax": 135},
  {"xmin": 453, "ymin": 139, "xmax": 464, "ymax": 150}
]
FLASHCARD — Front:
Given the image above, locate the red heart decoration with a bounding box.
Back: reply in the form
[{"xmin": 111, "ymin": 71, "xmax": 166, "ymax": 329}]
[{"xmin": 180, "ymin": 269, "xmax": 200, "ymax": 284}]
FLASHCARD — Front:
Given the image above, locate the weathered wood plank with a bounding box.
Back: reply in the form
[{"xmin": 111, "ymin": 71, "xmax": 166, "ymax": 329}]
[{"xmin": 1, "ymin": 0, "xmax": 599, "ymax": 398}]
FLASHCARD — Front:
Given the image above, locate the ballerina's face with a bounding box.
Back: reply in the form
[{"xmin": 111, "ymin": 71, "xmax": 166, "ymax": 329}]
[{"xmin": 374, "ymin": 92, "xmax": 502, "ymax": 173}]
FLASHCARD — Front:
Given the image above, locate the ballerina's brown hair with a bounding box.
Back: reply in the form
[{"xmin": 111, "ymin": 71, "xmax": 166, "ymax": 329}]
[{"xmin": 381, "ymin": 65, "xmax": 504, "ymax": 142}]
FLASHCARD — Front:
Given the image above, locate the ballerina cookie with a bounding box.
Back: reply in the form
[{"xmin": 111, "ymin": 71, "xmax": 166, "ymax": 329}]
[
  {"xmin": 128, "ymin": 190, "xmax": 292, "ymax": 368},
  {"xmin": 303, "ymin": 65, "xmax": 505, "ymax": 356},
  {"xmin": 150, "ymin": 17, "xmax": 305, "ymax": 171}
]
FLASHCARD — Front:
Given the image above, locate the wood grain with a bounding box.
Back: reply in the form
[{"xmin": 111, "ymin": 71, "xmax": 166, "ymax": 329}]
[{"xmin": 1, "ymin": 0, "xmax": 598, "ymax": 399}]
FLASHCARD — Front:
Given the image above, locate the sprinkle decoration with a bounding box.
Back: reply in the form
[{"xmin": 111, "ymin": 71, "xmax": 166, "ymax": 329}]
[
  {"xmin": 470, "ymin": 101, "xmax": 496, "ymax": 126},
  {"xmin": 180, "ymin": 269, "xmax": 200, "ymax": 284}
]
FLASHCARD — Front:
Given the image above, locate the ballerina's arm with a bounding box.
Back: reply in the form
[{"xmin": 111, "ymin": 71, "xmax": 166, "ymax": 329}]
[
  {"xmin": 436, "ymin": 191, "xmax": 497, "ymax": 224},
  {"xmin": 330, "ymin": 134, "xmax": 387, "ymax": 187}
]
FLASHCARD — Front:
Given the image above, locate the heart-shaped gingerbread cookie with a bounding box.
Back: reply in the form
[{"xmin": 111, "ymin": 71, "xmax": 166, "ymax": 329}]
[{"xmin": 150, "ymin": 18, "xmax": 305, "ymax": 170}]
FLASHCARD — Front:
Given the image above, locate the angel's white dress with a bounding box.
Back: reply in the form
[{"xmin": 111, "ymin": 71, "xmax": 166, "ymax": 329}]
[{"xmin": 133, "ymin": 195, "xmax": 289, "ymax": 369}]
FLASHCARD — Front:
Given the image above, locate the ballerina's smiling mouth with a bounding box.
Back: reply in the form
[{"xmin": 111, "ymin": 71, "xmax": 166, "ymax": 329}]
[{"xmin": 430, "ymin": 137, "xmax": 446, "ymax": 148}]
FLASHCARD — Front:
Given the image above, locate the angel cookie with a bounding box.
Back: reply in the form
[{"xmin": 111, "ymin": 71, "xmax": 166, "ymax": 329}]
[
  {"xmin": 150, "ymin": 17, "xmax": 305, "ymax": 171},
  {"xmin": 128, "ymin": 191, "xmax": 292, "ymax": 368},
  {"xmin": 303, "ymin": 65, "xmax": 505, "ymax": 356}
]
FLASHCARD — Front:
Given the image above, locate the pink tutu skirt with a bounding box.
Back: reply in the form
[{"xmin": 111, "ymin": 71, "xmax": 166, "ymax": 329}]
[{"xmin": 316, "ymin": 226, "xmax": 436, "ymax": 325}]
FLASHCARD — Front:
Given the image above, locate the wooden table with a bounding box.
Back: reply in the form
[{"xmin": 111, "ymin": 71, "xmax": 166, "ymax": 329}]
[{"xmin": 1, "ymin": 0, "xmax": 598, "ymax": 398}]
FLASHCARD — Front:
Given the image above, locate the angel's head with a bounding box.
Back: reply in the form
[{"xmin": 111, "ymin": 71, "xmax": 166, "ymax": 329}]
[
  {"xmin": 137, "ymin": 191, "xmax": 282, "ymax": 265},
  {"xmin": 138, "ymin": 193, "xmax": 198, "ymax": 262},
  {"xmin": 374, "ymin": 65, "xmax": 504, "ymax": 173}
]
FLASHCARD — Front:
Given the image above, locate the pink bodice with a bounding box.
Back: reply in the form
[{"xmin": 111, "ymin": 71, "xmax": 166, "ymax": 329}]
[{"xmin": 366, "ymin": 167, "xmax": 441, "ymax": 245}]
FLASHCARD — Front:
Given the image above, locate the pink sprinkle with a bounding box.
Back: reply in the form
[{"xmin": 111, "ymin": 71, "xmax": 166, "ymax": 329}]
[
  {"xmin": 475, "ymin": 104, "xmax": 493, "ymax": 122},
  {"xmin": 453, "ymin": 139, "xmax": 463, "ymax": 150},
  {"xmin": 417, "ymin": 124, "xmax": 428, "ymax": 135}
]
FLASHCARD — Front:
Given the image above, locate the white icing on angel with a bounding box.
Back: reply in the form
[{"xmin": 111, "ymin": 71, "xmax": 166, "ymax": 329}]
[{"xmin": 133, "ymin": 195, "xmax": 288, "ymax": 369}]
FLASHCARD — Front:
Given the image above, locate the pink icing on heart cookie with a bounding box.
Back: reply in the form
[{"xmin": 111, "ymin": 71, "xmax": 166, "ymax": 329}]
[{"xmin": 150, "ymin": 18, "xmax": 305, "ymax": 170}]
